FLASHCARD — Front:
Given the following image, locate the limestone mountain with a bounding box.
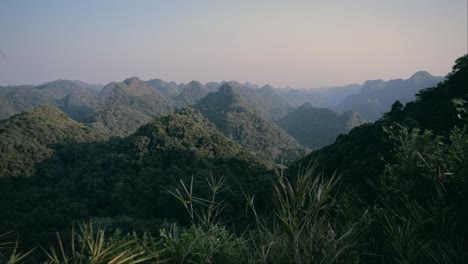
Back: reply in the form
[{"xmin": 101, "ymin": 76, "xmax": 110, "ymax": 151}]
[
  {"xmin": 0, "ymin": 105, "xmax": 107, "ymax": 177},
  {"xmin": 175, "ymin": 81, "xmax": 209, "ymax": 105},
  {"xmin": 146, "ymin": 79, "xmax": 182, "ymax": 98},
  {"xmin": 72, "ymin": 80, "xmax": 104, "ymax": 91},
  {"xmin": 0, "ymin": 80, "xmax": 99, "ymax": 121},
  {"xmin": 225, "ymin": 81, "xmax": 290, "ymax": 121},
  {"xmin": 204, "ymin": 81, "xmax": 222, "ymax": 91},
  {"xmin": 293, "ymin": 55, "xmax": 467, "ymax": 194},
  {"xmin": 278, "ymin": 103, "xmax": 365, "ymax": 149},
  {"xmin": 336, "ymin": 71, "xmax": 443, "ymax": 121},
  {"xmin": 57, "ymin": 88, "xmax": 100, "ymax": 121},
  {"xmin": 274, "ymin": 84, "xmax": 362, "ymax": 109},
  {"xmin": 99, "ymin": 77, "xmax": 175, "ymax": 115},
  {"xmin": 91, "ymin": 77, "xmax": 176, "ymax": 136},
  {"xmin": 88, "ymin": 105, "xmax": 153, "ymax": 137},
  {"xmin": 194, "ymin": 84, "xmax": 305, "ymax": 164}
]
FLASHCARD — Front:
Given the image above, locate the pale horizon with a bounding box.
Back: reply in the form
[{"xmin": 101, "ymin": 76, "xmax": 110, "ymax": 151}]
[{"xmin": 0, "ymin": 0, "xmax": 466, "ymax": 88}]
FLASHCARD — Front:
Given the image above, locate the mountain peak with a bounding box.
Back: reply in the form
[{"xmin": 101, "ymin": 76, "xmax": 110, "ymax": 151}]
[
  {"xmin": 176, "ymin": 81, "xmax": 209, "ymax": 105},
  {"xmin": 219, "ymin": 83, "xmax": 235, "ymax": 95},
  {"xmin": 410, "ymin": 71, "xmax": 432, "ymax": 79},
  {"xmin": 195, "ymin": 85, "xmax": 304, "ymax": 164},
  {"xmin": 123, "ymin": 77, "xmax": 142, "ymax": 85},
  {"xmin": 185, "ymin": 80, "xmax": 204, "ymax": 88},
  {"xmin": 409, "ymin": 71, "xmax": 435, "ymax": 84}
]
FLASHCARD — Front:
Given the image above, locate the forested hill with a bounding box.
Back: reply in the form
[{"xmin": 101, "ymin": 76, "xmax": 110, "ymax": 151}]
[
  {"xmin": 278, "ymin": 103, "xmax": 365, "ymax": 149},
  {"xmin": 0, "ymin": 105, "xmax": 107, "ymax": 177},
  {"xmin": 175, "ymin": 80, "xmax": 209, "ymax": 106},
  {"xmin": 0, "ymin": 107, "xmax": 275, "ymax": 245},
  {"xmin": 0, "ymin": 80, "xmax": 99, "ymax": 121},
  {"xmin": 195, "ymin": 84, "xmax": 305, "ymax": 164},
  {"xmin": 87, "ymin": 77, "xmax": 176, "ymax": 137},
  {"xmin": 222, "ymin": 81, "xmax": 291, "ymax": 121},
  {"xmin": 293, "ymin": 54, "xmax": 468, "ymax": 195}
]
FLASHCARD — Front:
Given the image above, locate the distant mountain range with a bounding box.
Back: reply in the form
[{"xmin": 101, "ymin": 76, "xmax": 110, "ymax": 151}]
[
  {"xmin": 0, "ymin": 53, "xmax": 464, "ymax": 261},
  {"xmin": 335, "ymin": 71, "xmax": 444, "ymax": 120},
  {"xmin": 0, "ymin": 70, "xmax": 444, "ymax": 162},
  {"xmin": 275, "ymin": 71, "xmax": 443, "ymax": 121}
]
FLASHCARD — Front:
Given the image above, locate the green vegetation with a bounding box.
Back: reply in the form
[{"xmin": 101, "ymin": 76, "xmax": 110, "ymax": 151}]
[
  {"xmin": 0, "ymin": 105, "xmax": 107, "ymax": 177},
  {"xmin": 195, "ymin": 84, "xmax": 305, "ymax": 164},
  {"xmin": 92, "ymin": 78, "xmax": 176, "ymax": 136},
  {"xmin": 296, "ymin": 54, "xmax": 468, "ymax": 195},
  {"xmin": 0, "ymin": 55, "xmax": 466, "ymax": 263},
  {"xmin": 0, "ymin": 107, "xmax": 275, "ymax": 248},
  {"xmin": 222, "ymin": 81, "xmax": 291, "ymax": 121},
  {"xmin": 0, "ymin": 80, "xmax": 101, "ymax": 122},
  {"xmin": 175, "ymin": 81, "xmax": 209, "ymax": 106},
  {"xmin": 278, "ymin": 103, "xmax": 365, "ymax": 149}
]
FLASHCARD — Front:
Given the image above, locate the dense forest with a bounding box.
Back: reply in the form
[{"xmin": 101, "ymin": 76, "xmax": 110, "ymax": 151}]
[{"xmin": 0, "ymin": 54, "xmax": 466, "ymax": 263}]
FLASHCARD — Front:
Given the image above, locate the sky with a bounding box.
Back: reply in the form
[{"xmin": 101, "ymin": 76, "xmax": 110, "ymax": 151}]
[{"xmin": 0, "ymin": 0, "xmax": 466, "ymax": 88}]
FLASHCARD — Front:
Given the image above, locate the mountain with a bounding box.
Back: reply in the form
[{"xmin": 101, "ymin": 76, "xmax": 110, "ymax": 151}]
[
  {"xmin": 99, "ymin": 77, "xmax": 175, "ymax": 115},
  {"xmin": 0, "ymin": 108, "xmax": 274, "ymax": 242},
  {"xmin": 278, "ymin": 103, "xmax": 365, "ymax": 149},
  {"xmin": 274, "ymin": 84, "xmax": 362, "ymax": 109},
  {"xmin": 91, "ymin": 77, "xmax": 176, "ymax": 136},
  {"xmin": 57, "ymin": 88, "xmax": 100, "ymax": 121},
  {"xmin": 0, "ymin": 80, "xmax": 100, "ymax": 121},
  {"xmin": 204, "ymin": 81, "xmax": 222, "ymax": 91},
  {"xmin": 175, "ymin": 81, "xmax": 209, "ymax": 105},
  {"xmin": 336, "ymin": 71, "xmax": 444, "ymax": 121},
  {"xmin": 146, "ymin": 79, "xmax": 182, "ymax": 97},
  {"xmin": 292, "ymin": 55, "xmax": 467, "ymax": 195},
  {"xmin": 194, "ymin": 84, "xmax": 305, "ymax": 164},
  {"xmin": 88, "ymin": 105, "xmax": 153, "ymax": 137},
  {"xmin": 0, "ymin": 106, "xmax": 107, "ymax": 177},
  {"xmin": 72, "ymin": 80, "xmax": 104, "ymax": 91},
  {"xmin": 222, "ymin": 81, "xmax": 290, "ymax": 121}
]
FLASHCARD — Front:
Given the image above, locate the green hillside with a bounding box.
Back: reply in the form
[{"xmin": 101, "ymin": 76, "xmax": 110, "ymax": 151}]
[
  {"xmin": 0, "ymin": 105, "xmax": 107, "ymax": 177},
  {"xmin": 195, "ymin": 84, "xmax": 305, "ymax": 164},
  {"xmin": 278, "ymin": 103, "xmax": 365, "ymax": 149},
  {"xmin": 0, "ymin": 108, "xmax": 274, "ymax": 246}
]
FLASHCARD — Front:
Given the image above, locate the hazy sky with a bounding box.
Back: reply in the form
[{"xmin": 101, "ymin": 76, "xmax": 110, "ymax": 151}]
[{"xmin": 0, "ymin": 0, "xmax": 466, "ymax": 88}]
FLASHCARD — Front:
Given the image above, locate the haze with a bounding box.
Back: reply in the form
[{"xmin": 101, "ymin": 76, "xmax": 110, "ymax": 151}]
[{"xmin": 0, "ymin": 0, "xmax": 466, "ymax": 87}]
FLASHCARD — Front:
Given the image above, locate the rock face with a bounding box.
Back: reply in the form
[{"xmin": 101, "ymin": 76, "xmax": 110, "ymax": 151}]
[{"xmin": 195, "ymin": 83, "xmax": 305, "ymax": 164}]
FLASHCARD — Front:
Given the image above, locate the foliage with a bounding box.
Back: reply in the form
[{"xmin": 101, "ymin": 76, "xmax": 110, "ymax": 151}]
[
  {"xmin": 0, "ymin": 80, "xmax": 100, "ymax": 122},
  {"xmin": 278, "ymin": 103, "xmax": 365, "ymax": 150},
  {"xmin": 0, "ymin": 106, "xmax": 107, "ymax": 177},
  {"xmin": 375, "ymin": 125, "xmax": 468, "ymax": 263},
  {"xmin": 43, "ymin": 223, "xmax": 161, "ymax": 264},
  {"xmin": 175, "ymin": 81, "xmax": 209, "ymax": 106},
  {"xmin": 0, "ymin": 108, "xmax": 275, "ymax": 248},
  {"xmin": 296, "ymin": 54, "xmax": 468, "ymax": 200},
  {"xmin": 195, "ymin": 84, "xmax": 305, "ymax": 164}
]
